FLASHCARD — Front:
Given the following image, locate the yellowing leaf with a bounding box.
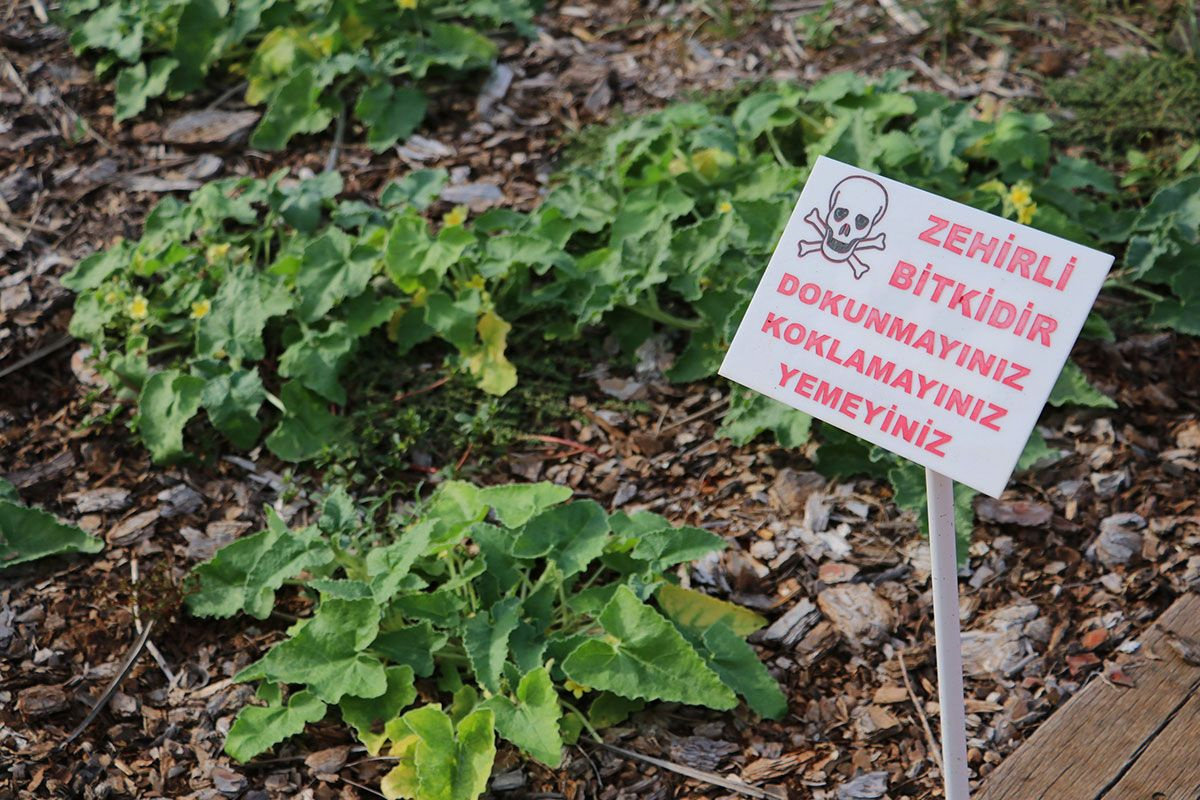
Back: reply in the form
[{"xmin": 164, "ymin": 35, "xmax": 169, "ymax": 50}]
[
  {"xmin": 656, "ymin": 583, "xmax": 766, "ymax": 637},
  {"xmin": 381, "ymin": 723, "xmax": 421, "ymax": 799},
  {"xmin": 465, "ymin": 311, "xmax": 516, "ymax": 396},
  {"xmin": 690, "ymin": 147, "xmax": 734, "ymax": 180},
  {"xmin": 380, "ymin": 705, "xmax": 495, "ymax": 800},
  {"xmin": 246, "ymin": 27, "xmax": 318, "ymax": 104}
]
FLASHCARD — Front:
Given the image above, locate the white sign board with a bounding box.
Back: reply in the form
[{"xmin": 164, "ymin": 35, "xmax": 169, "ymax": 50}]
[{"xmin": 720, "ymin": 156, "xmax": 1113, "ymax": 497}]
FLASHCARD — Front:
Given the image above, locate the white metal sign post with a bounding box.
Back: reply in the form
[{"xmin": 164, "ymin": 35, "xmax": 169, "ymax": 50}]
[
  {"xmin": 927, "ymin": 469, "xmax": 970, "ymax": 798},
  {"xmin": 720, "ymin": 156, "xmax": 1113, "ymax": 799}
]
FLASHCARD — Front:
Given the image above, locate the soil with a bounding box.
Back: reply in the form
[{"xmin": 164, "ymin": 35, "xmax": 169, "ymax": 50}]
[{"xmin": 2, "ymin": 1, "xmax": 1197, "ymax": 798}]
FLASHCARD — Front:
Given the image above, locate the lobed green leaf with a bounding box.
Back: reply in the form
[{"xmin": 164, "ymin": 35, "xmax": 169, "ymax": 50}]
[
  {"xmin": 0, "ymin": 484, "xmax": 104, "ymax": 570},
  {"xmin": 483, "ymin": 666, "xmax": 563, "ymax": 766},
  {"xmin": 225, "ymin": 690, "xmax": 327, "ymax": 763},
  {"xmin": 562, "ymin": 585, "xmax": 737, "ymax": 710},
  {"xmin": 187, "ymin": 508, "xmax": 332, "ymax": 619}
]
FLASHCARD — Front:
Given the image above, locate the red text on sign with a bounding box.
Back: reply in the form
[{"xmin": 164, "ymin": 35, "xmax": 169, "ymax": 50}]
[
  {"xmin": 774, "ymin": 273, "xmax": 1031, "ymax": 390},
  {"xmin": 889, "ymin": 261, "xmax": 1059, "ymax": 347},
  {"xmin": 918, "ymin": 214, "xmax": 1078, "ymax": 292},
  {"xmin": 762, "ymin": 312, "xmax": 1009, "ymax": 432},
  {"xmin": 777, "ymin": 362, "xmax": 952, "ymax": 456}
]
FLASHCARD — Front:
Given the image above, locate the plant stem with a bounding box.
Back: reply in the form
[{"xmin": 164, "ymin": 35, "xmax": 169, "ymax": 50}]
[
  {"xmin": 1104, "ymin": 276, "xmax": 1166, "ymax": 302},
  {"xmin": 764, "ymin": 129, "xmax": 788, "ymax": 168},
  {"xmin": 561, "ymin": 699, "xmax": 603, "ymax": 742},
  {"xmin": 629, "ymin": 296, "xmax": 704, "ymax": 331},
  {"xmin": 435, "ymin": 651, "xmax": 469, "ymax": 666},
  {"xmin": 144, "ymin": 340, "xmax": 186, "ymax": 357}
]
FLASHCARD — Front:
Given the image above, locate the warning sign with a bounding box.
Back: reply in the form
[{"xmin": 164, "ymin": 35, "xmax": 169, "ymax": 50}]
[{"xmin": 719, "ymin": 156, "xmax": 1114, "ymax": 497}]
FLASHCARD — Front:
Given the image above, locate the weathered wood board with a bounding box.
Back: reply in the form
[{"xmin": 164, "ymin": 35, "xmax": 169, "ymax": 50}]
[{"xmin": 976, "ymin": 592, "xmax": 1200, "ymax": 800}]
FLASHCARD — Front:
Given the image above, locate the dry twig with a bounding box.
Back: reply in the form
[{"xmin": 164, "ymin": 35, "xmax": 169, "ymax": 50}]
[
  {"xmin": 394, "ymin": 374, "xmax": 451, "ymax": 403},
  {"xmin": 204, "ymin": 80, "xmax": 249, "ymax": 111},
  {"xmin": 519, "ymin": 433, "xmax": 600, "ymax": 457},
  {"xmin": 0, "ymin": 335, "xmax": 74, "ymax": 381},
  {"xmin": 593, "ymin": 740, "xmax": 782, "ymax": 800},
  {"xmin": 60, "ymin": 620, "xmax": 154, "ymax": 748},
  {"xmin": 130, "ymin": 557, "xmax": 176, "ymax": 685},
  {"xmin": 660, "ymin": 396, "xmax": 729, "ymax": 434},
  {"xmin": 339, "ymin": 777, "xmax": 387, "ymax": 798},
  {"xmin": 906, "ymin": 54, "xmax": 978, "ymax": 98},
  {"xmin": 898, "ymin": 651, "xmax": 943, "ymax": 772}
]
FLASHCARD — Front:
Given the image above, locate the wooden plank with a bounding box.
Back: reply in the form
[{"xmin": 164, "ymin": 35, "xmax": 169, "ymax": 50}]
[
  {"xmin": 1100, "ymin": 686, "xmax": 1200, "ymax": 799},
  {"xmin": 976, "ymin": 592, "xmax": 1200, "ymax": 800}
]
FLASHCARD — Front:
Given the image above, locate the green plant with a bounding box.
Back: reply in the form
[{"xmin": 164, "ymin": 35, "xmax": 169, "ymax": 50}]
[
  {"xmin": 61, "ymin": 169, "xmax": 522, "ymax": 464},
  {"xmin": 1171, "ymin": 0, "xmax": 1199, "ymax": 58},
  {"xmin": 59, "ymin": 0, "xmax": 539, "ymax": 149},
  {"xmin": 1040, "ymin": 53, "xmax": 1200, "ymax": 183},
  {"xmin": 513, "ymin": 71, "xmax": 1138, "ymax": 386},
  {"xmin": 691, "ymin": 0, "xmax": 766, "ymax": 38},
  {"xmin": 63, "ymin": 73, "xmax": 1200, "ymax": 553},
  {"xmin": 797, "ymin": 0, "xmax": 838, "ymax": 50},
  {"xmin": 320, "ymin": 348, "xmax": 582, "ymax": 485},
  {"xmin": 187, "ymin": 481, "xmax": 786, "ymax": 799},
  {"xmin": 0, "ymin": 479, "xmax": 103, "ymax": 569},
  {"xmin": 1123, "ymin": 175, "xmax": 1200, "ymax": 333}
]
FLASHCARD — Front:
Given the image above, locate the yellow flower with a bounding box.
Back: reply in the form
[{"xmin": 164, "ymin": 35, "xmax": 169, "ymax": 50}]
[
  {"xmin": 399, "ymin": 0, "xmax": 417, "ymax": 9},
  {"xmin": 442, "ymin": 205, "xmax": 468, "ymax": 227},
  {"xmin": 127, "ymin": 295, "xmax": 149, "ymax": 320},
  {"xmin": 205, "ymin": 243, "xmax": 231, "ymax": 264},
  {"xmin": 717, "ymin": 200, "xmax": 733, "ymax": 214},
  {"xmin": 1017, "ymin": 202, "xmax": 1037, "ymax": 225},
  {"xmin": 563, "ymin": 679, "xmax": 589, "ymax": 699},
  {"xmin": 103, "ymin": 291, "xmax": 119, "ymax": 305},
  {"xmin": 1008, "ymin": 184, "xmax": 1032, "ymax": 209},
  {"xmin": 464, "ymin": 274, "xmax": 486, "ymax": 291},
  {"xmin": 190, "ymin": 299, "xmax": 212, "ymax": 320}
]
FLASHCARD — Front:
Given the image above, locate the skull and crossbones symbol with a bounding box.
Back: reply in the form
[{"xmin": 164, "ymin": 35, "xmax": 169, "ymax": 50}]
[{"xmin": 798, "ymin": 175, "xmax": 889, "ymax": 280}]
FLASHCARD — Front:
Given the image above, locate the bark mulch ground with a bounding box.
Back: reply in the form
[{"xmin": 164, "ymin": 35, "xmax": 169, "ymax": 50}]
[{"xmin": 2, "ymin": 1, "xmax": 1195, "ymax": 798}]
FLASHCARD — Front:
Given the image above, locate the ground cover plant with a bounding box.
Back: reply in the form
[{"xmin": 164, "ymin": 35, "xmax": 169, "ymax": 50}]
[
  {"xmin": 61, "ymin": 168, "xmax": 526, "ymax": 464},
  {"xmin": 61, "ymin": 71, "xmax": 1200, "ymax": 552},
  {"xmin": 59, "ymin": 68, "xmax": 1200, "ymax": 563},
  {"xmin": 1036, "ymin": 53, "xmax": 1200, "ymax": 201},
  {"xmin": 187, "ymin": 481, "xmax": 786, "ymax": 798},
  {"xmin": 58, "ymin": 0, "xmax": 539, "ymax": 149},
  {"xmin": 1040, "ymin": 53, "xmax": 1200, "ymax": 174}
]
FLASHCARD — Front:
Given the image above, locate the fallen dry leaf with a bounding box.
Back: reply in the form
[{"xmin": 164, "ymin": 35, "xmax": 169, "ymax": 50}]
[
  {"xmin": 976, "ymin": 497, "xmax": 1053, "ymax": 526},
  {"xmin": 1081, "ymin": 628, "xmax": 1108, "ymax": 651},
  {"xmin": 1065, "ymin": 653, "xmax": 1101, "ymax": 675}
]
